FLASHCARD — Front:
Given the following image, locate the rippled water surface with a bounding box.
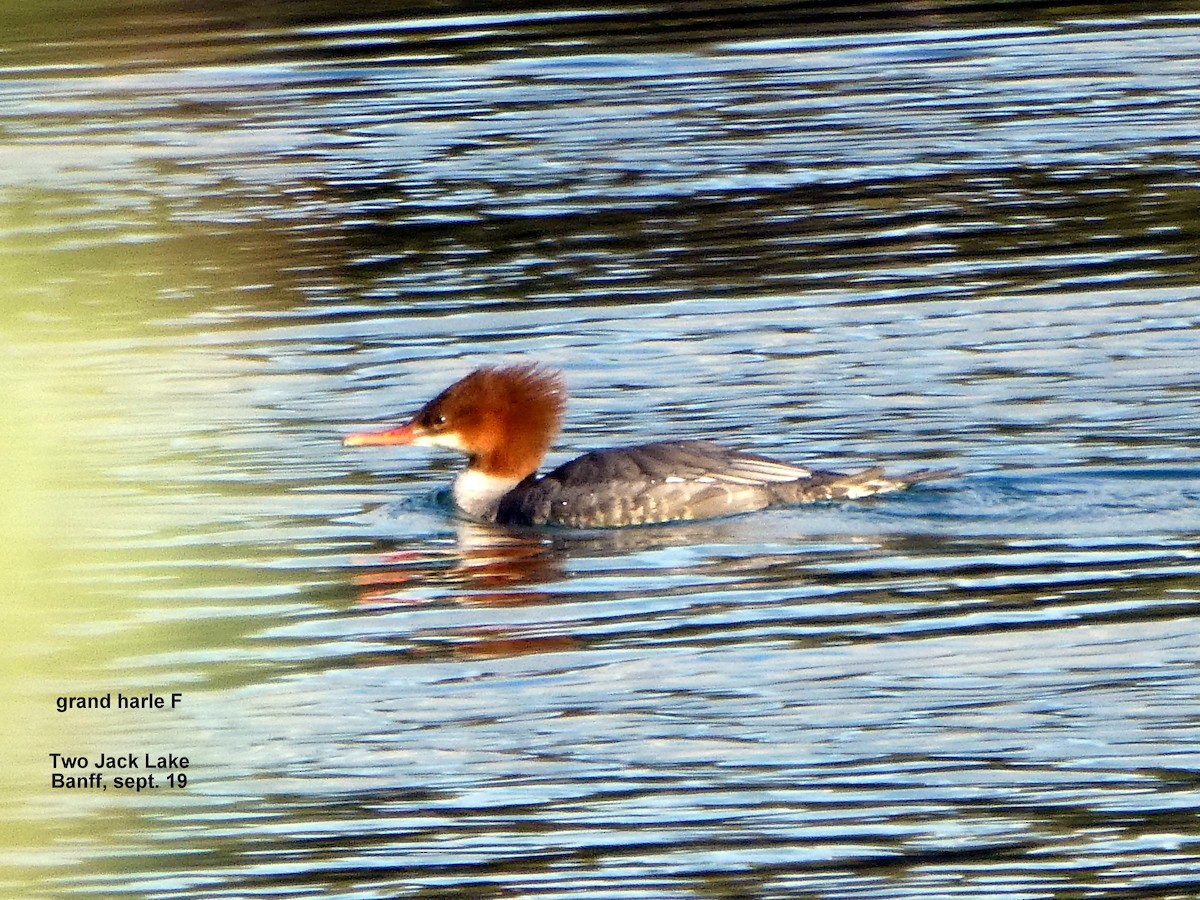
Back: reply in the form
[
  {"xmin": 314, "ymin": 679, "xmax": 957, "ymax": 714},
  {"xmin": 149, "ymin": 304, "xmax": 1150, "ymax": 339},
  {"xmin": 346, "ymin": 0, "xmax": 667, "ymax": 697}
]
[{"xmin": 4, "ymin": 2, "xmax": 1200, "ymax": 898}]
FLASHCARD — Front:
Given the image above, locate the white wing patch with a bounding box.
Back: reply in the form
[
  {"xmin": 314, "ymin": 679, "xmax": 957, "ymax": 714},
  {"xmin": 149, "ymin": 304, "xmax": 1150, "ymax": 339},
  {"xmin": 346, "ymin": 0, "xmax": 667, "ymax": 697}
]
[
  {"xmin": 720, "ymin": 457, "xmax": 812, "ymax": 483},
  {"xmin": 663, "ymin": 451, "xmax": 811, "ymax": 487}
]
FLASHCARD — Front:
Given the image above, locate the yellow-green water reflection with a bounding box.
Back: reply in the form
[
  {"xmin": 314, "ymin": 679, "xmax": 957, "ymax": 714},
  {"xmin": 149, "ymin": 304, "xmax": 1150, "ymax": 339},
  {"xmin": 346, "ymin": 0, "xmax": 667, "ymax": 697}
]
[{"xmin": 0, "ymin": 192, "xmax": 211, "ymax": 890}]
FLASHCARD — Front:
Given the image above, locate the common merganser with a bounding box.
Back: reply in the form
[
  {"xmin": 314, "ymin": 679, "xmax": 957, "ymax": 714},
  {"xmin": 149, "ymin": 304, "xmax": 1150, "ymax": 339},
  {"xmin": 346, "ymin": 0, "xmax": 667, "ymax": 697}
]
[{"xmin": 344, "ymin": 364, "xmax": 953, "ymax": 528}]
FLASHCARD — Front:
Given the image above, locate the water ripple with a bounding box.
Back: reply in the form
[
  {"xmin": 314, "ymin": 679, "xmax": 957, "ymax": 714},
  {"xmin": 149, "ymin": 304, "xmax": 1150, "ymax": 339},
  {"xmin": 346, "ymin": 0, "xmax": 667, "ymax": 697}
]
[{"xmin": 5, "ymin": 5, "xmax": 1200, "ymax": 900}]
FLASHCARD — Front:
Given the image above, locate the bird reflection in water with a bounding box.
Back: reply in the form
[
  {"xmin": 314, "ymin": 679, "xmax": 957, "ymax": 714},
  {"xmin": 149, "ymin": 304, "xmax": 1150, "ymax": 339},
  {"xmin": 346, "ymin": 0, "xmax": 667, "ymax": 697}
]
[
  {"xmin": 344, "ymin": 521, "xmax": 581, "ymax": 660},
  {"xmin": 349, "ymin": 521, "xmax": 562, "ymax": 607}
]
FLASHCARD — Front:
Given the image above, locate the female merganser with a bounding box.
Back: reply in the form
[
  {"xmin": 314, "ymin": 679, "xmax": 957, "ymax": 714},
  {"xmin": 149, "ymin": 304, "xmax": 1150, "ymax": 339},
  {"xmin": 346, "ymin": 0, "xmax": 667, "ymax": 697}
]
[{"xmin": 344, "ymin": 364, "xmax": 953, "ymax": 528}]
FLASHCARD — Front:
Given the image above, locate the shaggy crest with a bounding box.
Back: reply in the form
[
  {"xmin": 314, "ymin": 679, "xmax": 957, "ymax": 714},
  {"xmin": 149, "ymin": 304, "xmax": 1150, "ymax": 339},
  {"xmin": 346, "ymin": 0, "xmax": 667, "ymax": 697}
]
[{"xmin": 418, "ymin": 364, "xmax": 566, "ymax": 477}]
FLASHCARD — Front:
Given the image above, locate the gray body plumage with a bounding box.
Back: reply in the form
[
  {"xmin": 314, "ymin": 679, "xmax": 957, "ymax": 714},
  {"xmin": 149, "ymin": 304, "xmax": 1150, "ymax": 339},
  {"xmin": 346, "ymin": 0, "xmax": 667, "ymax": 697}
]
[{"xmin": 494, "ymin": 440, "xmax": 951, "ymax": 528}]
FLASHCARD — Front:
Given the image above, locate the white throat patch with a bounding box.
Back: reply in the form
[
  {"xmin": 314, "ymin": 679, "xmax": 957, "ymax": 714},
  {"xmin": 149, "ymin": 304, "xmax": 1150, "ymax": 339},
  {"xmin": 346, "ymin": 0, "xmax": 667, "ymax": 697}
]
[{"xmin": 452, "ymin": 469, "xmax": 521, "ymax": 520}]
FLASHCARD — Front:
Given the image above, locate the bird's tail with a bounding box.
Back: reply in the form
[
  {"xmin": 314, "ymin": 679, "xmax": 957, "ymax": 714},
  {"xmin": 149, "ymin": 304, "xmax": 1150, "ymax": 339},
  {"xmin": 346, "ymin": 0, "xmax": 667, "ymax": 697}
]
[
  {"xmin": 894, "ymin": 467, "xmax": 959, "ymax": 486},
  {"xmin": 807, "ymin": 466, "xmax": 958, "ymax": 501}
]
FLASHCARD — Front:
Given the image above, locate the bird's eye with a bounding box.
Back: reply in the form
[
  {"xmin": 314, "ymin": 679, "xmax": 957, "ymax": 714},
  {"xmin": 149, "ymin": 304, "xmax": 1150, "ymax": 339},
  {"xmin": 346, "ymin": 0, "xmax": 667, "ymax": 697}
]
[{"xmin": 430, "ymin": 414, "xmax": 447, "ymax": 428}]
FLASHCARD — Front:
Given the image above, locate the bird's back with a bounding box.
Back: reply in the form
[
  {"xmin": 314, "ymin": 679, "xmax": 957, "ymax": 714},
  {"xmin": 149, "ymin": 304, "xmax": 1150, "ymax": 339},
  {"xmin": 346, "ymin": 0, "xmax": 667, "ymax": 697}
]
[{"xmin": 496, "ymin": 440, "xmax": 951, "ymax": 528}]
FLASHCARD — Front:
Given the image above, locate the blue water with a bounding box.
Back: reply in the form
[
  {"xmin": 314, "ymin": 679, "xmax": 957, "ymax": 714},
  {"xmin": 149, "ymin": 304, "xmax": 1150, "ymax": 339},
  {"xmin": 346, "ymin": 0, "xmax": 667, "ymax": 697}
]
[{"xmin": 3, "ymin": 4, "xmax": 1200, "ymax": 898}]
